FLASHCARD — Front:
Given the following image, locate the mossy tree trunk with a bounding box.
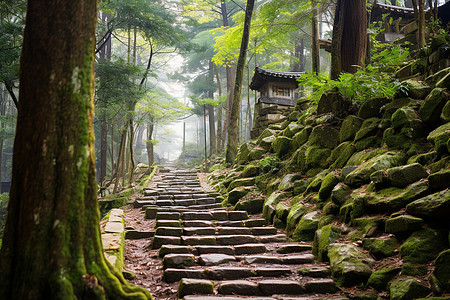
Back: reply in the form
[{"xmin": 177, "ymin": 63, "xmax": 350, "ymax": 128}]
[
  {"xmin": 330, "ymin": 0, "xmax": 367, "ymax": 80},
  {"xmin": 0, "ymin": 1, "xmax": 151, "ymax": 299},
  {"xmin": 225, "ymin": 0, "xmax": 255, "ymax": 163}
]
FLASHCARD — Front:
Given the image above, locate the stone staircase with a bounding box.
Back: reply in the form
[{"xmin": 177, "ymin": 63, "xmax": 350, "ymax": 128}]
[{"xmin": 134, "ymin": 167, "xmax": 345, "ymax": 299}]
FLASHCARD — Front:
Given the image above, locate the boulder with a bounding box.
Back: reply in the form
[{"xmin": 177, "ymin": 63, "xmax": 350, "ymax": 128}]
[
  {"xmin": 399, "ymin": 79, "xmax": 432, "ymax": 99},
  {"xmin": 331, "ymin": 183, "xmax": 352, "ymax": 206},
  {"xmin": 400, "ymin": 228, "xmax": 448, "ymax": 264},
  {"xmin": 354, "ymin": 118, "xmax": 380, "ymax": 141},
  {"xmin": 282, "ymin": 122, "xmax": 303, "ymax": 138},
  {"xmin": 405, "ymin": 189, "xmax": 450, "ymax": 221},
  {"xmin": 248, "ymin": 147, "xmax": 266, "ymax": 161},
  {"xmin": 367, "ymin": 267, "xmax": 401, "ymax": 290},
  {"xmin": 271, "ymin": 136, "xmax": 292, "ymax": 157},
  {"xmin": 385, "ymin": 214, "xmax": 424, "ymax": 234},
  {"xmin": 228, "ymin": 186, "xmax": 254, "ymax": 205},
  {"xmin": 237, "ymin": 141, "xmax": 255, "ymax": 164},
  {"xmin": 228, "ymin": 178, "xmax": 255, "ymax": 191},
  {"xmin": 330, "ymin": 143, "xmax": 356, "ymax": 170},
  {"xmin": 309, "ymin": 125, "xmax": 340, "ymax": 149},
  {"xmin": 293, "ymin": 211, "xmax": 322, "ymax": 242},
  {"xmin": 401, "ymin": 262, "xmax": 428, "ymax": 276},
  {"xmin": 434, "ymin": 249, "xmax": 450, "ymax": 290},
  {"xmin": 278, "ymin": 174, "xmax": 302, "ymax": 191},
  {"xmin": 358, "ymin": 97, "xmax": 391, "ymax": 119},
  {"xmin": 258, "ymin": 135, "xmax": 276, "ymax": 150},
  {"xmin": 386, "ymin": 163, "xmax": 429, "ymax": 188},
  {"xmin": 340, "ymin": 115, "xmax": 364, "ymax": 142},
  {"xmin": 391, "ymin": 107, "xmax": 421, "ymax": 130},
  {"xmin": 428, "ymin": 168, "xmax": 450, "ymax": 190},
  {"xmin": 234, "ymin": 198, "xmax": 264, "ymax": 214},
  {"xmin": 441, "ymin": 100, "xmax": 450, "ymax": 122},
  {"xmin": 317, "ymin": 88, "xmax": 351, "ymax": 118},
  {"xmin": 293, "ymin": 178, "xmax": 313, "ymax": 195},
  {"xmin": 305, "ymin": 146, "xmax": 332, "ymax": 170},
  {"xmin": 427, "ymin": 122, "xmax": 450, "ymax": 153},
  {"xmin": 285, "ymin": 203, "xmax": 309, "ymax": 232},
  {"xmin": 382, "ymin": 128, "xmax": 412, "ymax": 150},
  {"xmin": 436, "ymin": 71, "xmax": 450, "ymax": 89},
  {"xmin": 291, "ymin": 126, "xmax": 312, "ymax": 149},
  {"xmin": 362, "ymin": 236, "xmax": 399, "ymax": 258},
  {"xmin": 344, "ymin": 151, "xmax": 407, "ymax": 186},
  {"xmin": 327, "ymin": 243, "xmax": 375, "ymax": 287},
  {"xmin": 318, "ymin": 172, "xmax": 340, "ymax": 201},
  {"xmin": 312, "ymin": 224, "xmax": 340, "ymax": 262},
  {"xmin": 419, "ymin": 88, "xmax": 448, "ymax": 124},
  {"xmin": 389, "ymin": 277, "xmax": 430, "ymax": 300},
  {"xmin": 241, "ymin": 164, "xmax": 259, "ymax": 178},
  {"xmin": 262, "ymin": 192, "xmax": 286, "ymax": 222}
]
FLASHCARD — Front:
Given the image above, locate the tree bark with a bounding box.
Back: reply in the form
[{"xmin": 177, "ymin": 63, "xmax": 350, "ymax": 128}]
[
  {"xmin": 330, "ymin": 0, "xmax": 367, "ymax": 79},
  {"xmin": 214, "ymin": 65, "xmax": 223, "ymax": 152},
  {"xmin": 225, "ymin": 0, "xmax": 255, "ymax": 163},
  {"xmin": 146, "ymin": 119, "xmax": 154, "ymax": 170},
  {"xmin": 208, "ymin": 60, "xmax": 216, "ymax": 156},
  {"xmin": 311, "ymin": 0, "xmax": 320, "ymax": 74},
  {"xmin": 0, "ymin": 0, "xmax": 152, "ymax": 299}
]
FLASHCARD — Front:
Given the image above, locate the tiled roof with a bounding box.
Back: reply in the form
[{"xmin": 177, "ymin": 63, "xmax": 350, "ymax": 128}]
[{"xmin": 250, "ymin": 67, "xmax": 305, "ymax": 90}]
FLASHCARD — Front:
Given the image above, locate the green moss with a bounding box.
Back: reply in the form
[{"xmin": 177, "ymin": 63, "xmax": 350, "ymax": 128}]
[
  {"xmin": 401, "ymin": 262, "xmax": 428, "ymax": 276},
  {"xmin": 318, "ymin": 172, "xmax": 340, "ymax": 201},
  {"xmin": 292, "ymin": 211, "xmax": 321, "ymax": 242},
  {"xmin": 286, "ymin": 202, "xmax": 309, "ymax": 232},
  {"xmin": 400, "ymin": 228, "xmax": 448, "ymax": 264},
  {"xmin": 389, "ymin": 277, "xmax": 430, "ymax": 300},
  {"xmin": 313, "ymin": 224, "xmax": 340, "ymax": 262},
  {"xmin": 434, "ymin": 249, "xmax": 450, "ymax": 289},
  {"xmin": 362, "ymin": 237, "xmax": 399, "ymax": 258},
  {"xmin": 367, "ymin": 267, "xmax": 401, "ymax": 290}
]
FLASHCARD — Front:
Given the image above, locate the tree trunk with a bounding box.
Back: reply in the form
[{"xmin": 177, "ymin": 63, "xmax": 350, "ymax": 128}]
[
  {"xmin": 208, "ymin": 60, "xmax": 216, "ymax": 156},
  {"xmin": 214, "ymin": 65, "xmax": 223, "ymax": 152},
  {"xmin": 412, "ymin": 0, "xmax": 426, "ymax": 48},
  {"xmin": 311, "ymin": 0, "xmax": 320, "ymax": 74},
  {"xmin": 146, "ymin": 119, "xmax": 154, "ymax": 170},
  {"xmin": 127, "ymin": 118, "xmax": 135, "ymax": 186},
  {"xmin": 100, "ymin": 120, "xmax": 107, "ymax": 184},
  {"xmin": 225, "ymin": 0, "xmax": 255, "ymax": 163},
  {"xmin": 0, "ymin": 0, "xmax": 152, "ymax": 299},
  {"xmin": 330, "ymin": 0, "xmax": 367, "ymax": 79}
]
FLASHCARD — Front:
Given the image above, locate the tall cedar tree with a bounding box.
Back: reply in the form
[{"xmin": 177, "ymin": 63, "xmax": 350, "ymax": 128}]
[
  {"xmin": 225, "ymin": 0, "xmax": 255, "ymax": 163},
  {"xmin": 330, "ymin": 0, "xmax": 368, "ymax": 79},
  {"xmin": 0, "ymin": 0, "xmax": 152, "ymax": 299}
]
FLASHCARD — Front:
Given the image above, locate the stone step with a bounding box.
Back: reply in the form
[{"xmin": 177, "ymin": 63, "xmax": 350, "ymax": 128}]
[
  {"xmin": 144, "ymin": 204, "xmax": 224, "ymax": 218},
  {"xmin": 154, "ymin": 226, "xmax": 278, "ymax": 237},
  {"xmin": 152, "ymin": 234, "xmax": 288, "ymax": 248},
  {"xmin": 176, "ymin": 277, "xmax": 337, "ymax": 298},
  {"xmin": 159, "ymin": 243, "xmax": 268, "ymax": 257}
]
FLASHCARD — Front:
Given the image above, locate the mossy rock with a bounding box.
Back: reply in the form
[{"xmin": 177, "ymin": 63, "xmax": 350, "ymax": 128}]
[
  {"xmin": 434, "ymin": 249, "xmax": 450, "ymax": 290},
  {"xmin": 441, "ymin": 100, "xmax": 450, "ymax": 122},
  {"xmin": 278, "ymin": 174, "xmax": 302, "ymax": 191},
  {"xmin": 257, "ymin": 155, "xmax": 280, "ymax": 173},
  {"xmin": 312, "ymin": 224, "xmax": 340, "ymax": 262},
  {"xmin": 382, "ymin": 127, "xmax": 412, "ymax": 150},
  {"xmin": 248, "ymin": 147, "xmax": 267, "ymax": 161},
  {"xmin": 327, "ymin": 243, "xmax": 374, "ymax": 287},
  {"xmin": 385, "ymin": 214, "xmax": 424, "ymax": 234},
  {"xmin": 386, "ymin": 163, "xmax": 428, "ymax": 188},
  {"xmin": 282, "ymin": 122, "xmax": 303, "ymax": 138},
  {"xmin": 365, "ymin": 181, "xmax": 429, "ymax": 213},
  {"xmin": 234, "ymin": 198, "xmax": 264, "ymax": 214},
  {"xmin": 389, "ymin": 277, "xmax": 430, "ymax": 300},
  {"xmin": 391, "ymin": 107, "xmax": 421, "ymax": 130},
  {"xmin": 398, "ymin": 79, "xmax": 432, "ymax": 99},
  {"xmin": 344, "ymin": 151, "xmax": 407, "ymax": 186},
  {"xmin": 318, "ymin": 214, "xmax": 335, "ymax": 228},
  {"xmin": 309, "ymin": 125, "xmax": 340, "ymax": 149},
  {"xmin": 318, "ymin": 172, "xmax": 340, "ymax": 201},
  {"xmin": 228, "ymin": 186, "xmax": 255, "ymax": 205},
  {"xmin": 331, "ymin": 183, "xmax": 352, "ymax": 206},
  {"xmin": 228, "ymin": 178, "xmax": 256, "ymax": 191},
  {"xmin": 358, "ymin": 97, "xmax": 391, "ymax": 119},
  {"xmin": 317, "ymin": 88, "xmax": 351, "ymax": 118},
  {"xmin": 340, "ymin": 115, "xmax": 364, "ymax": 142},
  {"xmin": 305, "ymin": 146, "xmax": 332, "ymax": 170},
  {"xmin": 346, "ymin": 148, "xmax": 387, "ymax": 166},
  {"xmin": 405, "ymin": 189, "xmax": 450, "ymax": 221},
  {"xmin": 304, "ymin": 170, "xmax": 329, "ymax": 195},
  {"xmin": 362, "ymin": 236, "xmax": 399, "ymax": 258},
  {"xmin": 428, "ymin": 168, "xmax": 450, "ymax": 190},
  {"xmin": 291, "ymin": 126, "xmax": 313, "ymax": 149},
  {"xmin": 286, "ymin": 202, "xmax": 309, "ymax": 232},
  {"xmin": 419, "ymin": 87, "xmax": 448, "ymax": 125},
  {"xmin": 258, "ymin": 135, "xmax": 276, "ymax": 150},
  {"xmin": 293, "ymin": 178, "xmax": 313, "ymax": 195},
  {"xmin": 428, "ymin": 156, "xmax": 450, "ymax": 173},
  {"xmin": 401, "ymin": 262, "xmax": 428, "ymax": 276},
  {"xmin": 237, "ymin": 141, "xmax": 255, "ymax": 164},
  {"xmin": 241, "ymin": 164, "xmax": 260, "ymax": 178},
  {"xmin": 271, "ymin": 136, "xmax": 292, "ymax": 157},
  {"xmin": 292, "ymin": 211, "xmax": 321, "ymax": 242},
  {"xmin": 330, "ymin": 143, "xmax": 356, "ymax": 170},
  {"xmin": 262, "ymin": 192, "xmax": 287, "ymax": 223},
  {"xmin": 275, "ymin": 201, "xmax": 290, "ymax": 222},
  {"xmin": 400, "ymin": 228, "xmax": 448, "ymax": 264},
  {"xmin": 436, "ymin": 71, "xmax": 450, "ymax": 89},
  {"xmin": 354, "ymin": 136, "xmax": 380, "ymax": 151},
  {"xmin": 330, "ymin": 141, "xmax": 351, "ymax": 163},
  {"xmin": 367, "ymin": 267, "xmax": 401, "ymax": 290},
  {"xmin": 382, "ymin": 97, "xmax": 413, "ymax": 119},
  {"xmin": 178, "ymin": 278, "xmax": 214, "ymax": 298},
  {"xmin": 407, "ymin": 150, "xmax": 438, "ymax": 166},
  {"xmin": 427, "ymin": 122, "xmax": 450, "ymax": 154},
  {"xmin": 322, "ymin": 201, "xmax": 339, "ymax": 216},
  {"xmin": 354, "ymin": 118, "xmax": 380, "ymax": 141}
]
